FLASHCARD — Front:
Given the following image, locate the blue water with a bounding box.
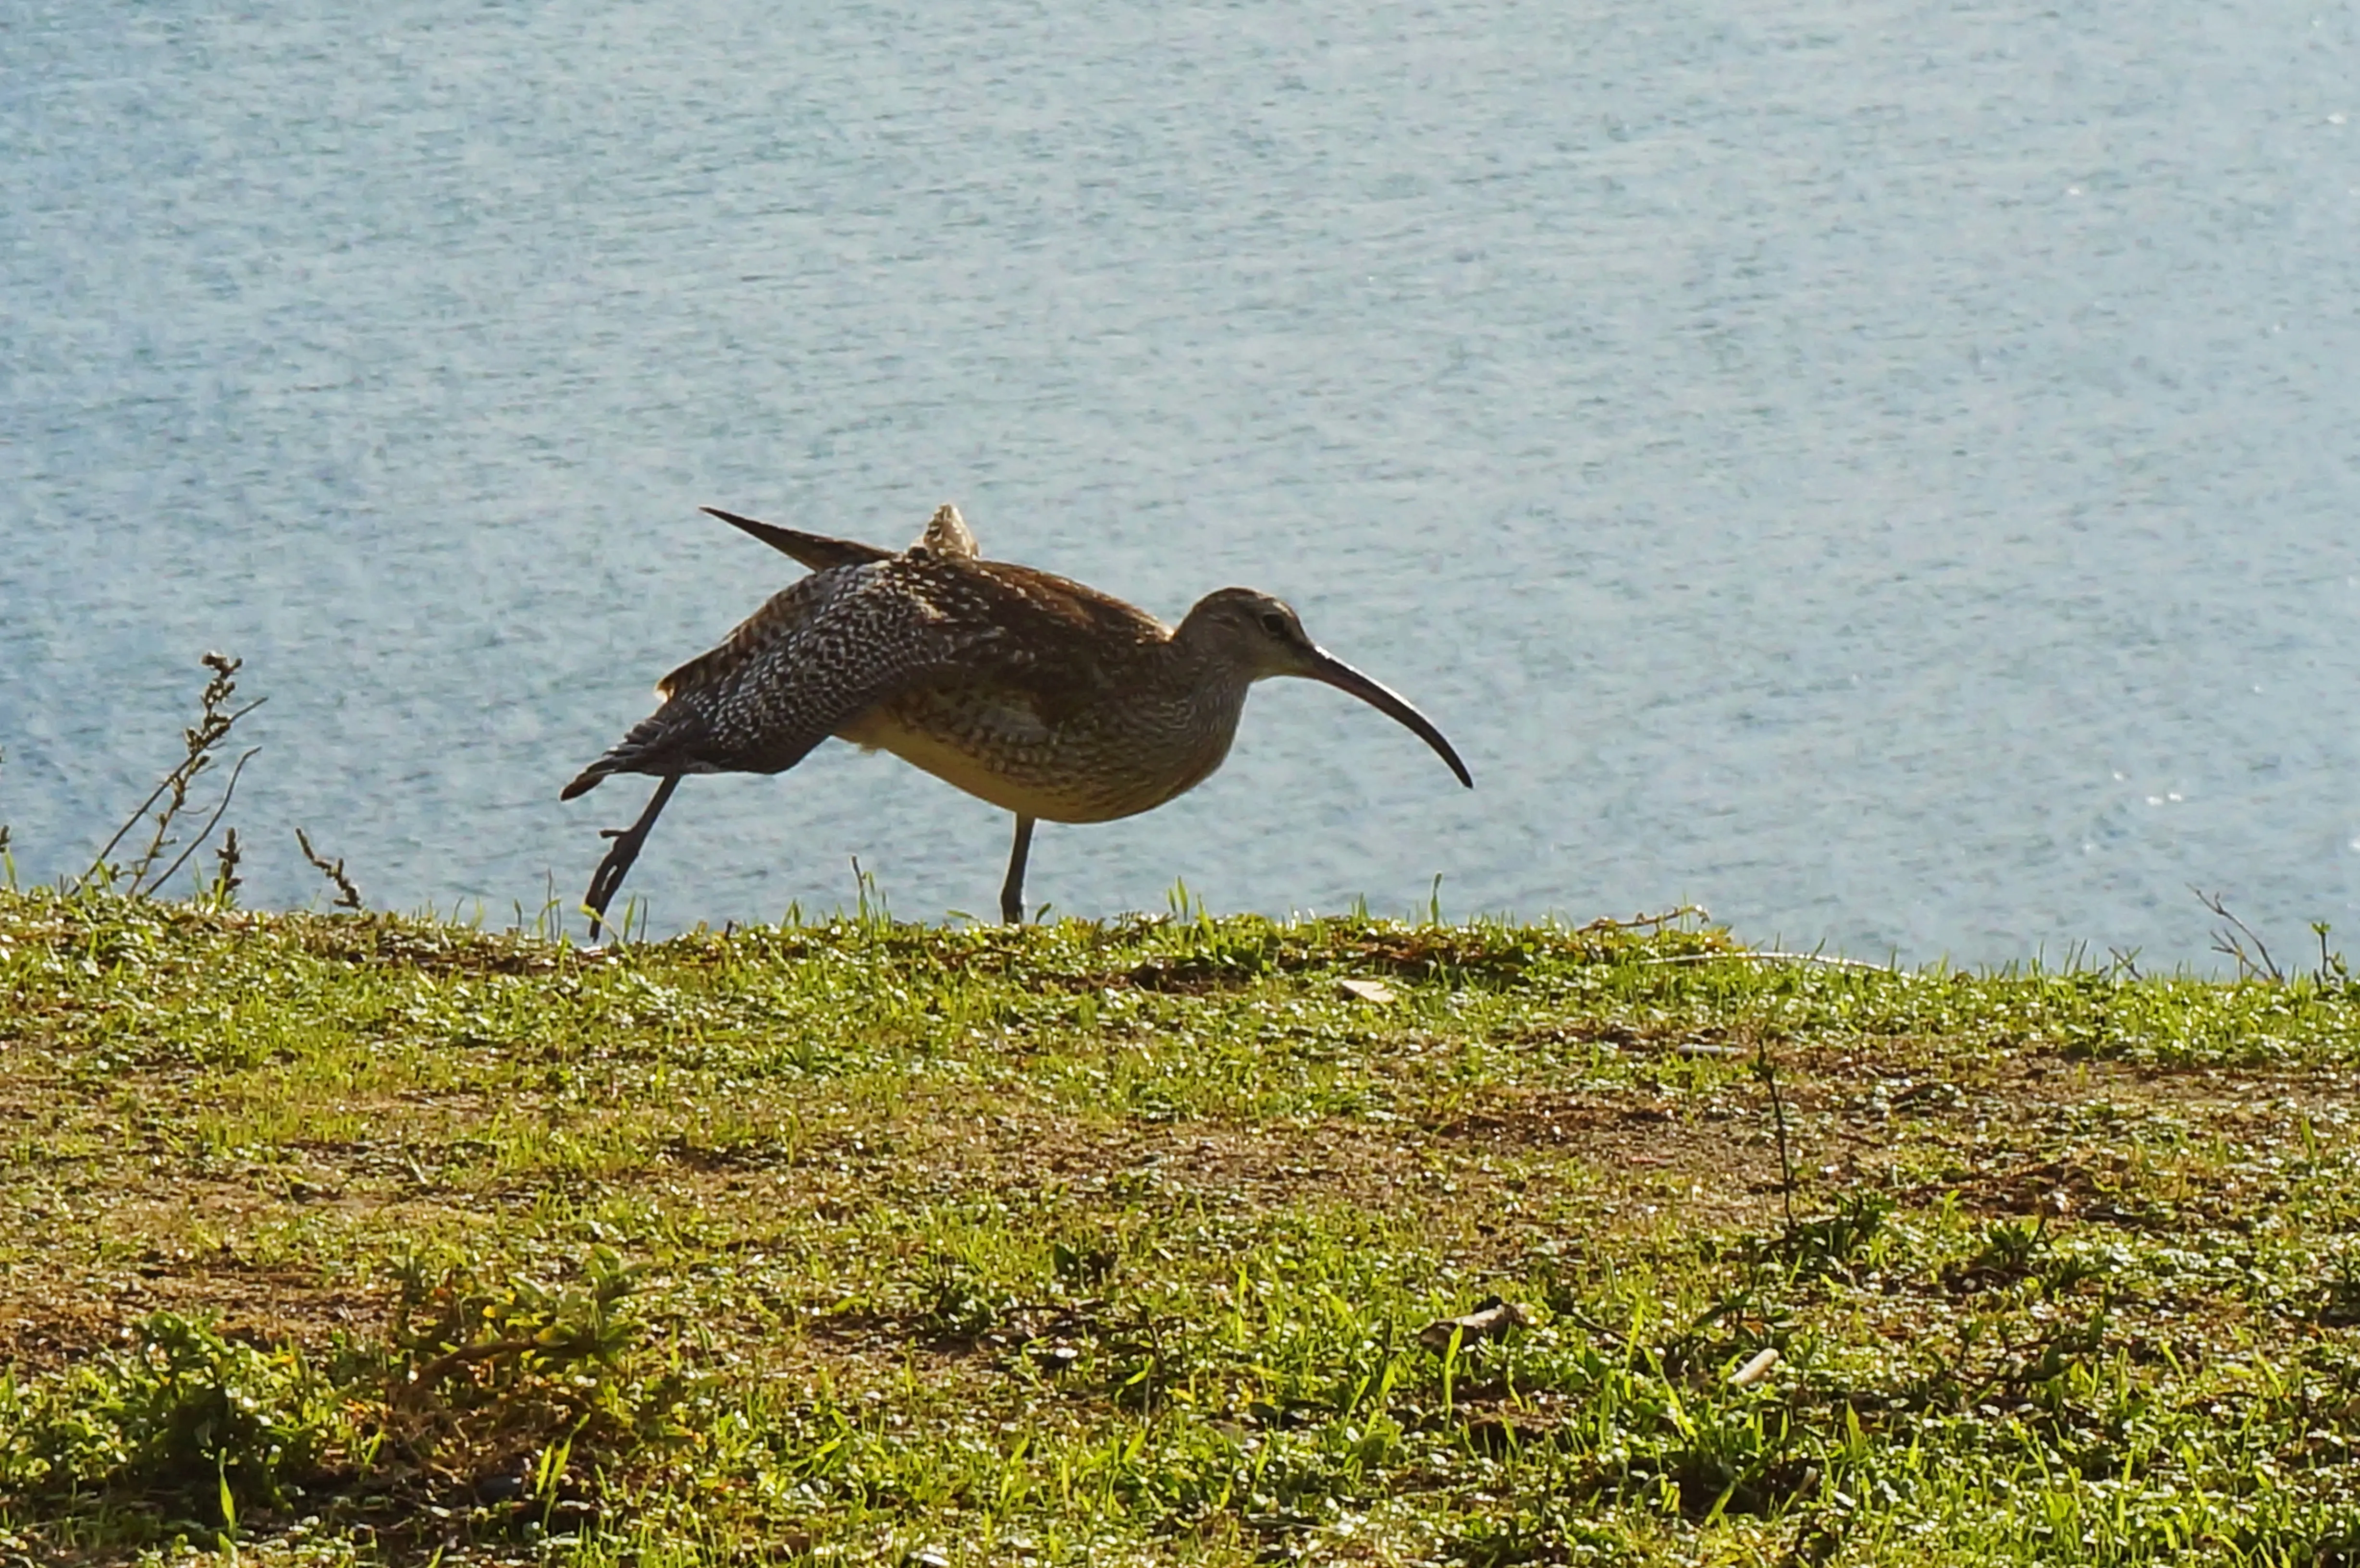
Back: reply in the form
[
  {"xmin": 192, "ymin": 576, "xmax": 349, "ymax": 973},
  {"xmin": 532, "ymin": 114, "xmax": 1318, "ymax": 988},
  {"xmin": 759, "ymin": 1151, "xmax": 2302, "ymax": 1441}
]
[{"xmin": 4, "ymin": 0, "xmax": 2358, "ymax": 964}]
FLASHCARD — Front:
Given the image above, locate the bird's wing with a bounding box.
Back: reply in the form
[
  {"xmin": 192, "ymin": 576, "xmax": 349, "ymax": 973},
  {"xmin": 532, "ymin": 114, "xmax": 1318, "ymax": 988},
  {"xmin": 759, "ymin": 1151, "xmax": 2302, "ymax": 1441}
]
[
  {"xmin": 931, "ymin": 561, "xmax": 1171, "ymax": 718},
  {"xmin": 562, "ymin": 562, "xmax": 984, "ymax": 797},
  {"xmin": 702, "ymin": 507, "xmax": 893, "ymax": 573}
]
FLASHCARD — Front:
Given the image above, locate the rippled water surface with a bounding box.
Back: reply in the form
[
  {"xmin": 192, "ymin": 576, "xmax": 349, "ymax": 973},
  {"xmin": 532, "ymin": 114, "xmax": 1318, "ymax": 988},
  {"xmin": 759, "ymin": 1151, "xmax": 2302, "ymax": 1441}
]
[{"xmin": 6, "ymin": 0, "xmax": 2359, "ymax": 962}]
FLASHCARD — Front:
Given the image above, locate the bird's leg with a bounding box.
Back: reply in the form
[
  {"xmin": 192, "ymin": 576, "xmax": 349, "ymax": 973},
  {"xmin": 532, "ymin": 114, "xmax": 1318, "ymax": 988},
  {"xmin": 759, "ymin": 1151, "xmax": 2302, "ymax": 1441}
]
[
  {"xmin": 584, "ymin": 774, "xmax": 681, "ymax": 942},
  {"xmin": 1000, "ymin": 814, "xmax": 1036, "ymax": 925}
]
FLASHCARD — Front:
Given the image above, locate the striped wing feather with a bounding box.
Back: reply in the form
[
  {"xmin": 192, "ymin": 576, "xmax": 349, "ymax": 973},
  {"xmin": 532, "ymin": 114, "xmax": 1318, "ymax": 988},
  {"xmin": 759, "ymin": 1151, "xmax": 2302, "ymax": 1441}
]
[{"xmin": 562, "ymin": 562, "xmax": 984, "ymax": 796}]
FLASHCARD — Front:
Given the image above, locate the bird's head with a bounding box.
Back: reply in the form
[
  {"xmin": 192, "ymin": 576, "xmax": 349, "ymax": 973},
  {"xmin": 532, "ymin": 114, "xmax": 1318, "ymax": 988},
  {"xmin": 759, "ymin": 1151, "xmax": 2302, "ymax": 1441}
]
[
  {"xmin": 1177, "ymin": 587, "xmax": 1473, "ymax": 788},
  {"xmin": 1176, "ymin": 588, "xmax": 1328, "ymax": 679}
]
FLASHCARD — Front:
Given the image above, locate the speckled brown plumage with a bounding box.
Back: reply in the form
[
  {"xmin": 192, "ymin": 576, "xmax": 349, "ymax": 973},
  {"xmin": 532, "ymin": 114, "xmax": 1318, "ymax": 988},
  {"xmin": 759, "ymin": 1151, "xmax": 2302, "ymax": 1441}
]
[{"xmin": 565, "ymin": 503, "xmax": 1471, "ymax": 933}]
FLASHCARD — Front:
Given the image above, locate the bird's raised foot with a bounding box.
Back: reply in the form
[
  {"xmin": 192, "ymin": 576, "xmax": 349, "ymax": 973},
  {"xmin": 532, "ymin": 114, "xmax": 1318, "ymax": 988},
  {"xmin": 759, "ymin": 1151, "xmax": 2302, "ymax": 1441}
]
[{"xmin": 582, "ymin": 775, "xmax": 681, "ymax": 942}]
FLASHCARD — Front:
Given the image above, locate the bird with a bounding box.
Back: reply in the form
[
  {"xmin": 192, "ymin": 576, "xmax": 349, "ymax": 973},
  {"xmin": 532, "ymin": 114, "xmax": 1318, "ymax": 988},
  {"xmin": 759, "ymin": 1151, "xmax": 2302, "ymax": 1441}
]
[{"xmin": 563, "ymin": 502, "xmax": 1472, "ymax": 936}]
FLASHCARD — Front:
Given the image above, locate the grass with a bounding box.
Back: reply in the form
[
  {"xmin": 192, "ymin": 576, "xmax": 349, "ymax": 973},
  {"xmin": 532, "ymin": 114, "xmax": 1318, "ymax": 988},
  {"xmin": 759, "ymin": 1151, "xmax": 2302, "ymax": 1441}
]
[{"xmin": 3, "ymin": 889, "xmax": 2360, "ymax": 1565}]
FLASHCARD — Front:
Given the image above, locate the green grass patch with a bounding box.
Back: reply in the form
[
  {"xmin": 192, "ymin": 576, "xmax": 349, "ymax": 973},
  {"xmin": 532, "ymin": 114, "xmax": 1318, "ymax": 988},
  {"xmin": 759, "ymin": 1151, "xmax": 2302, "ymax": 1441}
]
[{"xmin": 4, "ymin": 889, "xmax": 2360, "ymax": 1564}]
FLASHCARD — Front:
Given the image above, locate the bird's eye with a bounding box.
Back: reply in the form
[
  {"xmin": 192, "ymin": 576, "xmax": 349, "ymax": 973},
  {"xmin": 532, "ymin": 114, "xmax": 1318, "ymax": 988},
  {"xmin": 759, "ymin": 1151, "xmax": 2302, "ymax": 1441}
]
[{"xmin": 1258, "ymin": 611, "xmax": 1292, "ymax": 638}]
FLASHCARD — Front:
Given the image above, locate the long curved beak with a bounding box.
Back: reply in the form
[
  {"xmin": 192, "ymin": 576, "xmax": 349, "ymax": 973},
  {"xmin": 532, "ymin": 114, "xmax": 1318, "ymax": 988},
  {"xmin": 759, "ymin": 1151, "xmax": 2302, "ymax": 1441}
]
[{"xmin": 1303, "ymin": 649, "xmax": 1474, "ymax": 788}]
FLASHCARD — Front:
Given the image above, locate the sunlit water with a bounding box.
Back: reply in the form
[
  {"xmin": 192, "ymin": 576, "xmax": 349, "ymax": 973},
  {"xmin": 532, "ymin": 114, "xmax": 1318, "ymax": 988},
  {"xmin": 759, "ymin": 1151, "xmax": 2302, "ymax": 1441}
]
[{"xmin": 5, "ymin": 0, "xmax": 2358, "ymax": 965}]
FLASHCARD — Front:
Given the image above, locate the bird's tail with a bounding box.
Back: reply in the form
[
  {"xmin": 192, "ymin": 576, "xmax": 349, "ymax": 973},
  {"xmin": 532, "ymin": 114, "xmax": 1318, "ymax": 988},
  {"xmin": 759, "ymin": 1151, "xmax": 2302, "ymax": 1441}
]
[
  {"xmin": 561, "ymin": 709, "xmax": 696, "ymax": 800},
  {"xmin": 559, "ymin": 763, "xmax": 609, "ymax": 801}
]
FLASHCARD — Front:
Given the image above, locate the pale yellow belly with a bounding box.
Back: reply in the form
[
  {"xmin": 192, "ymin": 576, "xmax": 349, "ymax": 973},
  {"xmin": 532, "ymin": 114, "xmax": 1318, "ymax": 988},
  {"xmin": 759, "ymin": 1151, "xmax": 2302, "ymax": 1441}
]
[{"xmin": 835, "ymin": 692, "xmax": 1234, "ymax": 824}]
